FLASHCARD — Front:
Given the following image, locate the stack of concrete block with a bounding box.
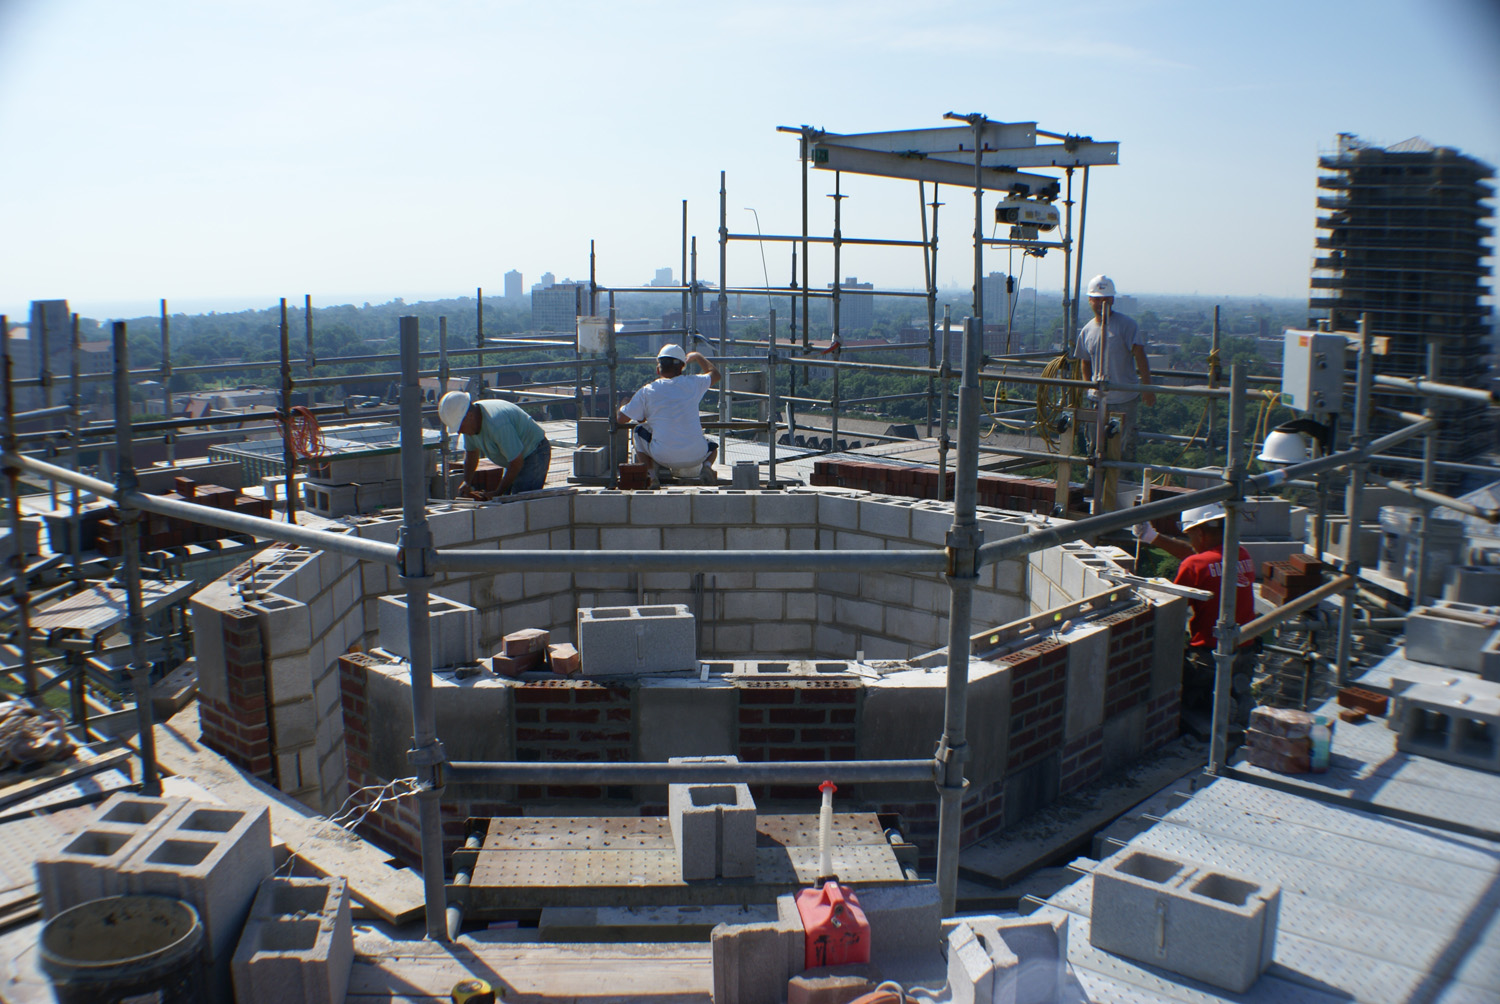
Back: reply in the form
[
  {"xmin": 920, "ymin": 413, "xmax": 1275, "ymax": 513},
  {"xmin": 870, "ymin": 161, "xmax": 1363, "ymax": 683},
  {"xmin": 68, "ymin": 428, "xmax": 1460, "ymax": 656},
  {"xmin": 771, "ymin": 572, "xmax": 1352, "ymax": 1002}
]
[
  {"xmin": 1395, "ymin": 678, "xmax": 1500, "ymax": 772},
  {"xmin": 377, "ymin": 594, "xmax": 478, "ymax": 668},
  {"xmin": 302, "ymin": 480, "xmax": 403, "ymax": 518},
  {"xmin": 947, "ymin": 912, "xmax": 1069, "ymax": 1004},
  {"xmin": 668, "ymin": 755, "xmax": 757, "ymax": 881},
  {"xmin": 491, "ymin": 628, "xmax": 549, "ymax": 676},
  {"xmin": 232, "ymin": 877, "xmax": 353, "ymax": 1004},
  {"xmin": 1404, "ymin": 601, "xmax": 1500, "ymax": 677},
  {"xmin": 1090, "ymin": 848, "xmax": 1280, "ymax": 993},
  {"xmin": 305, "ymin": 453, "xmax": 403, "ymax": 485},
  {"xmin": 36, "ymin": 794, "xmax": 273, "ymax": 999},
  {"xmin": 577, "ymin": 604, "xmax": 696, "ymax": 676}
]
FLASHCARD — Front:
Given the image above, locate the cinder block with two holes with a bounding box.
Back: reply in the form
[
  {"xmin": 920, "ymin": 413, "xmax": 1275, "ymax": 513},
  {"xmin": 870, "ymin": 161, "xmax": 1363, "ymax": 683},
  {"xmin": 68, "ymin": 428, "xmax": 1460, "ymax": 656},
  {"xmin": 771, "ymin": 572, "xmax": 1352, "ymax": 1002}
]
[
  {"xmin": 1090, "ymin": 848, "xmax": 1280, "ymax": 993},
  {"xmin": 1395, "ymin": 681, "xmax": 1500, "ymax": 773},
  {"xmin": 34, "ymin": 793, "xmax": 187, "ymax": 917},
  {"xmin": 377, "ymin": 594, "xmax": 479, "ymax": 669},
  {"xmin": 667, "ymin": 755, "xmax": 757, "ymax": 881},
  {"xmin": 232, "ymin": 876, "xmax": 353, "ymax": 1004},
  {"xmin": 121, "ymin": 803, "xmax": 274, "ymax": 976},
  {"xmin": 576, "ymin": 603, "xmax": 697, "ymax": 677}
]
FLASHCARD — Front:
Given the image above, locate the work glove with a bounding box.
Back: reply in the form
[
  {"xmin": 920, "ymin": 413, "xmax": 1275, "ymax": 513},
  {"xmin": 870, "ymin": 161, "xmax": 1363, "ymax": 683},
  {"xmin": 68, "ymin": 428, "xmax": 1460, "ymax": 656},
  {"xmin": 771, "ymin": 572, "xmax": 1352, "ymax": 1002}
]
[{"xmin": 1133, "ymin": 522, "xmax": 1159, "ymax": 544}]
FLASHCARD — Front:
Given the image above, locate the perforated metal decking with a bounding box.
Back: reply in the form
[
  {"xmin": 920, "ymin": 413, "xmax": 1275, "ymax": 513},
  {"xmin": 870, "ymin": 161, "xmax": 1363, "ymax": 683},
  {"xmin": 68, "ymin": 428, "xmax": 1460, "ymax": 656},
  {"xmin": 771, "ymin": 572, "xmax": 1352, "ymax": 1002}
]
[{"xmin": 450, "ymin": 812, "xmax": 915, "ymax": 915}]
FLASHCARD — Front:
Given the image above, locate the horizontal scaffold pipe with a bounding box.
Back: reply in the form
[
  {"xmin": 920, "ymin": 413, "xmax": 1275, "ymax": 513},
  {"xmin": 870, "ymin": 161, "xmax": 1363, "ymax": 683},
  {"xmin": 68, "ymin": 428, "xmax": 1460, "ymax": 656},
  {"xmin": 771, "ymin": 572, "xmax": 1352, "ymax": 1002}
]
[
  {"xmin": 724, "ymin": 232, "xmax": 931, "ymax": 249},
  {"xmin": 1373, "ymin": 373, "xmax": 1498, "ymax": 405},
  {"xmin": 977, "ymin": 481, "xmax": 1238, "ymax": 568},
  {"xmin": 5, "ymin": 453, "xmax": 401, "ymax": 566},
  {"xmin": 1239, "ymin": 574, "xmax": 1356, "ymax": 643},
  {"xmin": 446, "ymin": 758, "xmax": 936, "ymax": 785},
  {"xmin": 431, "ymin": 547, "xmax": 947, "ymax": 575}
]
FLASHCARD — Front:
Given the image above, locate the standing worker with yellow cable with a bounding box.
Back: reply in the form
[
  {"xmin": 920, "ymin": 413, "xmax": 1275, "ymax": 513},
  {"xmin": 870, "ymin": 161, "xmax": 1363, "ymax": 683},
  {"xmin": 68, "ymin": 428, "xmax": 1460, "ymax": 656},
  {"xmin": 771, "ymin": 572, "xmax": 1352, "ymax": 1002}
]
[{"xmin": 1071, "ymin": 275, "xmax": 1154, "ymax": 509}]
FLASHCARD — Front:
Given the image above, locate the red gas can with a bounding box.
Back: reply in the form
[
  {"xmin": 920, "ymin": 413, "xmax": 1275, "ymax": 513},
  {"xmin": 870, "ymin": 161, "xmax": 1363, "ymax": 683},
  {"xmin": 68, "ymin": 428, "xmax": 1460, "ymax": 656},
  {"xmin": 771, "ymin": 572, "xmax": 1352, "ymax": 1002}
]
[{"xmin": 795, "ymin": 880, "xmax": 871, "ymax": 970}]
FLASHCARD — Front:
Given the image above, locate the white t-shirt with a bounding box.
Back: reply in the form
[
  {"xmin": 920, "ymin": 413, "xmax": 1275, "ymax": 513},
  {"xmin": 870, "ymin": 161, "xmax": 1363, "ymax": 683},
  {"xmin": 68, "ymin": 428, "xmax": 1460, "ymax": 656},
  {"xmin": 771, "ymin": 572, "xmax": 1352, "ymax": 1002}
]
[
  {"xmin": 620, "ymin": 373, "xmax": 713, "ymax": 466},
  {"xmin": 1071, "ymin": 311, "xmax": 1143, "ymax": 404}
]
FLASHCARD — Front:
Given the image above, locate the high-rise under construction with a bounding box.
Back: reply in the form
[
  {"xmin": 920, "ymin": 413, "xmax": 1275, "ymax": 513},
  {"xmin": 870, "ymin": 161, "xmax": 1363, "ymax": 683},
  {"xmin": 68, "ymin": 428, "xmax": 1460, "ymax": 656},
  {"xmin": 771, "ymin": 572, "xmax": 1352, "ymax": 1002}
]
[{"xmin": 1310, "ymin": 133, "xmax": 1495, "ymax": 485}]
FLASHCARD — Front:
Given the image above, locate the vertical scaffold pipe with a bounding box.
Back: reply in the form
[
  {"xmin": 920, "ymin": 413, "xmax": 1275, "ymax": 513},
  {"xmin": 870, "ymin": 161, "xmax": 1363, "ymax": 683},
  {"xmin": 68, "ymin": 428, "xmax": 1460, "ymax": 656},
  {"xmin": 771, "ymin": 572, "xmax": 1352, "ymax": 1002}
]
[
  {"xmin": 280, "ymin": 299, "xmax": 297, "ymax": 525},
  {"xmin": 112, "ymin": 321, "xmax": 162, "ymax": 795},
  {"xmin": 938, "ymin": 305, "xmax": 952, "ymax": 503},
  {"xmin": 1335, "ymin": 316, "xmax": 1373, "ymax": 686},
  {"xmin": 438, "ymin": 317, "xmax": 450, "ymax": 501},
  {"xmin": 1, "ymin": 315, "xmax": 38, "ymax": 704},
  {"xmin": 935, "ymin": 316, "xmax": 983, "ymax": 915},
  {"xmin": 767, "ymin": 309, "xmax": 779, "ymax": 486},
  {"xmin": 1209, "ymin": 364, "xmax": 1247, "ymax": 774},
  {"xmin": 397, "ymin": 316, "xmax": 450, "ymax": 942}
]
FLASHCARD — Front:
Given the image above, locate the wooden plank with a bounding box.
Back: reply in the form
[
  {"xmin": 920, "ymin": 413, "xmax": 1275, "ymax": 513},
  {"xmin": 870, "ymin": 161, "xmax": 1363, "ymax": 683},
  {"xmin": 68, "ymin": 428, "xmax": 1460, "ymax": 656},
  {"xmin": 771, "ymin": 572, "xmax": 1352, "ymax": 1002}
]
[
  {"xmin": 28, "ymin": 578, "xmax": 197, "ymax": 636},
  {"xmin": 347, "ymin": 934, "xmax": 711, "ymax": 1003},
  {"xmin": 0, "ymin": 741, "xmax": 133, "ymax": 812},
  {"xmin": 153, "ymin": 705, "xmax": 426, "ymax": 926}
]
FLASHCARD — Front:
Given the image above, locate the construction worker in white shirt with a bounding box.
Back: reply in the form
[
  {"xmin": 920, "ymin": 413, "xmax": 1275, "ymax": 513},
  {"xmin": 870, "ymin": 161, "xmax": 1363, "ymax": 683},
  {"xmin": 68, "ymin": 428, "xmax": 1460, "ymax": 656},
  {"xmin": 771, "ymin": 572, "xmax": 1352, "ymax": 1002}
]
[{"xmin": 616, "ymin": 343, "xmax": 721, "ymax": 481}]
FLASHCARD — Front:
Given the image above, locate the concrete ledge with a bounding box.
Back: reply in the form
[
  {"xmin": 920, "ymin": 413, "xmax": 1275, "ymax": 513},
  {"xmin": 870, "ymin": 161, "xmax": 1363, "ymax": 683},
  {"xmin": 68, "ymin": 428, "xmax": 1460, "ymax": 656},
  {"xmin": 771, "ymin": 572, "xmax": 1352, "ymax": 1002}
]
[{"xmin": 1090, "ymin": 847, "xmax": 1279, "ymax": 993}]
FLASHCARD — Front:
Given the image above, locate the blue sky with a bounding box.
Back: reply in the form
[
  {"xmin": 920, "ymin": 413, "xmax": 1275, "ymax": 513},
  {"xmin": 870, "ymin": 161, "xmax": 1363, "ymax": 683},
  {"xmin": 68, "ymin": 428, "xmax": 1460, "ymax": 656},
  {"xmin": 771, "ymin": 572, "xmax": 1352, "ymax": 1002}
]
[{"xmin": 2, "ymin": 0, "xmax": 1496, "ymax": 320}]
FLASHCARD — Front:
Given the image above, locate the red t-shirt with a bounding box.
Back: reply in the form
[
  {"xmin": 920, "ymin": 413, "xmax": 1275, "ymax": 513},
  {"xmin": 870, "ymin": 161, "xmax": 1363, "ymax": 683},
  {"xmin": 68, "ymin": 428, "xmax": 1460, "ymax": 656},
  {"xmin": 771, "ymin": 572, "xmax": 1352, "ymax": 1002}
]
[{"xmin": 1174, "ymin": 546, "xmax": 1256, "ymax": 648}]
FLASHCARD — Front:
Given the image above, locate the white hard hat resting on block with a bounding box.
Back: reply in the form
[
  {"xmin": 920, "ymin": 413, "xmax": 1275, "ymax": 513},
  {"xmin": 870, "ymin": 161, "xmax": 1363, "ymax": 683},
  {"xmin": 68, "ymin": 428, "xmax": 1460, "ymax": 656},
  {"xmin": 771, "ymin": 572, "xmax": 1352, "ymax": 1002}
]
[{"xmin": 438, "ymin": 391, "xmax": 472, "ymax": 431}]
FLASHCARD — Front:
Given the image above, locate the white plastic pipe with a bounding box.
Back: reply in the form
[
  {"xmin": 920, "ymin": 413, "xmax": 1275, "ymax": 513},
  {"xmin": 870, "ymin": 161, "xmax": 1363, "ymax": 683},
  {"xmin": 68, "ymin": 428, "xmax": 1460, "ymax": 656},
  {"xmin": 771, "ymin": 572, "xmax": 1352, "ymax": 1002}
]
[{"xmin": 818, "ymin": 780, "xmax": 837, "ymax": 879}]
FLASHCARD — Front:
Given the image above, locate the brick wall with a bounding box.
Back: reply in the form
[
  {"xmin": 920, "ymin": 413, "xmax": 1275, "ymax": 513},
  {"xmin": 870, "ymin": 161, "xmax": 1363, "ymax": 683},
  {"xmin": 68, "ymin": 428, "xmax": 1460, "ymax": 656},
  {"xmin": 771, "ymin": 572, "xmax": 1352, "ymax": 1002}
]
[
  {"xmin": 736, "ymin": 681, "xmax": 859, "ymax": 800},
  {"xmin": 1143, "ymin": 689, "xmax": 1181, "ymax": 751},
  {"xmin": 513, "ymin": 680, "xmax": 634, "ymax": 800},
  {"xmin": 199, "ymin": 607, "xmax": 275, "ymax": 783},
  {"xmin": 1103, "ymin": 604, "xmax": 1154, "ymax": 718},
  {"xmin": 1006, "ymin": 639, "xmax": 1067, "ymax": 774},
  {"xmin": 1060, "ymin": 726, "xmax": 1104, "ymax": 792}
]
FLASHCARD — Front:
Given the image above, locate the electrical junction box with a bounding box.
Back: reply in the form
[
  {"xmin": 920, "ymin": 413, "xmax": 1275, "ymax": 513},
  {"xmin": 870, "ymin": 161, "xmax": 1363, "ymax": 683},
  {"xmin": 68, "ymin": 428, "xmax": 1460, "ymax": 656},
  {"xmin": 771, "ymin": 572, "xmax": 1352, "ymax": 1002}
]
[
  {"xmin": 577, "ymin": 315, "xmax": 609, "ymax": 355},
  {"xmin": 1281, "ymin": 330, "xmax": 1346, "ymax": 415}
]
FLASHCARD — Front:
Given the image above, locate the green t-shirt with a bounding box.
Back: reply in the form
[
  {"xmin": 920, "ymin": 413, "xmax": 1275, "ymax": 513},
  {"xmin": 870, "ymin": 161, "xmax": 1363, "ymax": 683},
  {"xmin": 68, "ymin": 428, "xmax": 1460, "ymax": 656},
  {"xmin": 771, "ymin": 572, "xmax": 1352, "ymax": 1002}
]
[{"xmin": 462, "ymin": 400, "xmax": 544, "ymax": 466}]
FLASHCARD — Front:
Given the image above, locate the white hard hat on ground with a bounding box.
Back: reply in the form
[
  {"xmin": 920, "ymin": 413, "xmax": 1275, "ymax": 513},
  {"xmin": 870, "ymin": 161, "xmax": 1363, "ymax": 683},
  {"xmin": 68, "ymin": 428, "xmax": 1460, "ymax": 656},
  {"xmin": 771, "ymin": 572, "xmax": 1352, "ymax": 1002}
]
[
  {"xmin": 1086, "ymin": 275, "xmax": 1116, "ymax": 298},
  {"xmin": 1181, "ymin": 502, "xmax": 1227, "ymax": 532},
  {"xmin": 657, "ymin": 343, "xmax": 688, "ymax": 363},
  {"xmin": 439, "ymin": 391, "xmax": 472, "ymax": 431},
  {"xmin": 1258, "ymin": 429, "xmax": 1309, "ymax": 465}
]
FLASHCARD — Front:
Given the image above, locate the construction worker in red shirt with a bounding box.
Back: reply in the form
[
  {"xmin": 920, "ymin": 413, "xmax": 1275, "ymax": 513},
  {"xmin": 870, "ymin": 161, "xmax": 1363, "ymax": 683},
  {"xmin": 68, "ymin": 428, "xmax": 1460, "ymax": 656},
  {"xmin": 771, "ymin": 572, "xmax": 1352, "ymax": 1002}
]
[{"xmin": 1135, "ymin": 503, "xmax": 1257, "ymax": 729}]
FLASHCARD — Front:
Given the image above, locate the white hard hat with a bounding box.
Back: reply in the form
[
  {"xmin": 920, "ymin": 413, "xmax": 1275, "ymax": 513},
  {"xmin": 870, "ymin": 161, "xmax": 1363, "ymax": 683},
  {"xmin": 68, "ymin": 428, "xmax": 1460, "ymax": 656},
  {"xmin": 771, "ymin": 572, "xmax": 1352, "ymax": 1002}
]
[
  {"xmin": 438, "ymin": 391, "xmax": 471, "ymax": 431},
  {"xmin": 657, "ymin": 343, "xmax": 687, "ymax": 363},
  {"xmin": 1257, "ymin": 429, "xmax": 1309, "ymax": 465},
  {"xmin": 1086, "ymin": 275, "xmax": 1116, "ymax": 298},
  {"xmin": 1181, "ymin": 502, "xmax": 1226, "ymax": 532}
]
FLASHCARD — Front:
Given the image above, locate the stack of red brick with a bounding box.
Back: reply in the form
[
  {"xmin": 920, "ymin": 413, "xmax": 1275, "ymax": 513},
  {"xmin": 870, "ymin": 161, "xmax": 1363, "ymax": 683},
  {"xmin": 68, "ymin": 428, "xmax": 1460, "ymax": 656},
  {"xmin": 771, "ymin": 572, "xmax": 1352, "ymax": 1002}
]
[
  {"xmin": 1245, "ymin": 706, "xmax": 1332, "ymax": 774},
  {"xmin": 491, "ymin": 628, "xmax": 580, "ymax": 678},
  {"xmin": 809, "ymin": 459, "xmax": 1082, "ymax": 513},
  {"xmin": 1260, "ymin": 553, "xmax": 1324, "ymax": 606},
  {"xmin": 95, "ymin": 476, "xmax": 272, "ymax": 556}
]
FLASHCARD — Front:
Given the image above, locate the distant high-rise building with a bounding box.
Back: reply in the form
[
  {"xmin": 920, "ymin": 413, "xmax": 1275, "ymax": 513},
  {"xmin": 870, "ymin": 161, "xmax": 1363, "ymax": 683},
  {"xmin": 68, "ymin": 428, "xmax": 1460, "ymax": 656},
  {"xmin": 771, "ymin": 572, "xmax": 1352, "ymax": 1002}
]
[
  {"xmin": 650, "ymin": 267, "xmax": 675, "ymax": 287},
  {"xmin": 826, "ymin": 277, "xmax": 874, "ymax": 333},
  {"xmin": 981, "ymin": 272, "xmax": 1010, "ymax": 319},
  {"xmin": 1310, "ymin": 134, "xmax": 1495, "ymax": 481},
  {"xmin": 504, "ymin": 270, "xmax": 523, "ymax": 300},
  {"xmin": 540, "ymin": 271, "xmax": 556, "ymax": 289},
  {"xmin": 532, "ymin": 281, "xmax": 587, "ymax": 331}
]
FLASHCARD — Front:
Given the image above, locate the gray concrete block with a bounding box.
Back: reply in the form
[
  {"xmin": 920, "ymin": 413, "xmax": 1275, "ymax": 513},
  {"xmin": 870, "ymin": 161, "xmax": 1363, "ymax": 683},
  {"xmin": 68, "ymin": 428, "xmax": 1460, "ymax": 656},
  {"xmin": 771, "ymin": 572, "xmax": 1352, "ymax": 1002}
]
[
  {"xmin": 1063, "ymin": 623, "xmax": 1109, "ymax": 740},
  {"xmin": 247, "ymin": 593, "xmax": 312, "ymax": 659},
  {"xmin": 1090, "ymin": 848, "xmax": 1280, "ymax": 993},
  {"xmin": 377, "ymin": 594, "xmax": 479, "ymax": 669},
  {"xmin": 851, "ymin": 882, "xmax": 942, "ymax": 970},
  {"xmin": 968, "ymin": 912, "xmax": 1069, "ymax": 1004},
  {"xmin": 122, "ymin": 803, "xmax": 274, "ymax": 967},
  {"xmin": 710, "ymin": 913, "xmax": 804, "ymax": 1004},
  {"xmin": 667, "ymin": 756, "xmax": 757, "ymax": 880},
  {"xmin": 232, "ymin": 877, "xmax": 353, "ymax": 1004},
  {"xmin": 1404, "ymin": 602, "xmax": 1500, "ymax": 673},
  {"xmin": 573, "ymin": 445, "xmax": 608, "ymax": 478},
  {"xmin": 1396, "ymin": 681, "xmax": 1500, "ymax": 772},
  {"xmin": 636, "ymin": 682, "xmax": 737, "ymax": 762},
  {"xmin": 34, "ymin": 794, "xmax": 187, "ymax": 917},
  {"xmin": 576, "ymin": 604, "xmax": 696, "ymax": 676},
  {"xmin": 947, "ymin": 922, "xmax": 995, "ymax": 1004},
  {"xmin": 1446, "ymin": 566, "xmax": 1500, "ymax": 606}
]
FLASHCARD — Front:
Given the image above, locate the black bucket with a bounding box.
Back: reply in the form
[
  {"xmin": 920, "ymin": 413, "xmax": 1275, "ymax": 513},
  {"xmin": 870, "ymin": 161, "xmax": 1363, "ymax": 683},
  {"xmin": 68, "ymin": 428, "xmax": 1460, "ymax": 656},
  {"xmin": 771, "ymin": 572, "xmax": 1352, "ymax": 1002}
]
[{"xmin": 39, "ymin": 895, "xmax": 206, "ymax": 1004}]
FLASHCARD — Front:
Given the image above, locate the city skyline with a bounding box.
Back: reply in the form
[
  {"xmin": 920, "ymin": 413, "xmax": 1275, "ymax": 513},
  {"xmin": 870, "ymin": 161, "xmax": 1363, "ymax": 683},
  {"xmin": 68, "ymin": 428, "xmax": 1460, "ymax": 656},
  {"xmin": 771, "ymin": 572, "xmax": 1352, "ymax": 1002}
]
[{"xmin": 2, "ymin": 0, "xmax": 1496, "ymax": 321}]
